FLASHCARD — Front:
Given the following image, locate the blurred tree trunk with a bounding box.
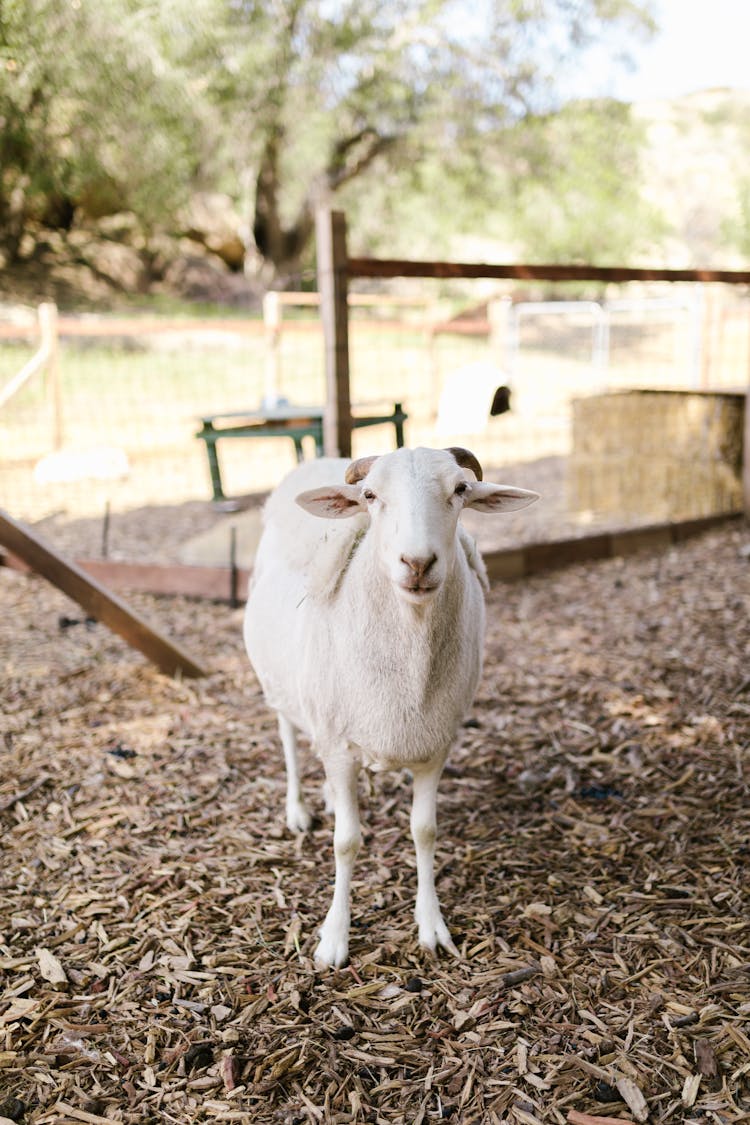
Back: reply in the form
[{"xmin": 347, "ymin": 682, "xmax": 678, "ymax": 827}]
[
  {"xmin": 252, "ymin": 128, "xmax": 314, "ymax": 284},
  {"xmin": 0, "ymin": 183, "xmax": 29, "ymax": 263},
  {"xmin": 251, "ymin": 122, "xmax": 395, "ymax": 285}
]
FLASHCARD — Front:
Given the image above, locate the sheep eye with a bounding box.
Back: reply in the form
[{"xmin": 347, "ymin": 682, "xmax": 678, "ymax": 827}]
[
  {"xmin": 454, "ymin": 482, "xmax": 468, "ymax": 496},
  {"xmin": 363, "ymin": 489, "xmax": 376, "ymax": 502}
]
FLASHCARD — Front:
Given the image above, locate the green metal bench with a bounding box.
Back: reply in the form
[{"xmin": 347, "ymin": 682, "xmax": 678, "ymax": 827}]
[{"xmin": 196, "ymin": 402, "xmax": 407, "ymax": 504}]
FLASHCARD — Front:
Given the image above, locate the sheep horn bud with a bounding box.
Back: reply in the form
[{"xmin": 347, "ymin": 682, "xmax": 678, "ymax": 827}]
[
  {"xmin": 444, "ymin": 447, "xmax": 483, "ymax": 481},
  {"xmin": 345, "ymin": 455, "xmax": 379, "ymax": 484}
]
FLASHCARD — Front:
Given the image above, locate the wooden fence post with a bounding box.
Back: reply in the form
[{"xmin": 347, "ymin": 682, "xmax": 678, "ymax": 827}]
[
  {"xmin": 699, "ymin": 285, "xmax": 720, "ymax": 389},
  {"xmin": 262, "ymin": 290, "xmax": 282, "ymax": 405},
  {"xmin": 39, "ymin": 302, "xmax": 62, "ymax": 450},
  {"xmin": 316, "ymin": 208, "xmax": 352, "ymax": 457}
]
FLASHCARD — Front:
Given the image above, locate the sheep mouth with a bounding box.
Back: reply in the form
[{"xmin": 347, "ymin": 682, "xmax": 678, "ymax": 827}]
[{"xmin": 398, "ymin": 581, "xmax": 439, "ymax": 600}]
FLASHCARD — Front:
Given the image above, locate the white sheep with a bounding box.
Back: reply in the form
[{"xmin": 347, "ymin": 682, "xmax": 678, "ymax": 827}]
[{"xmin": 243, "ymin": 446, "xmax": 539, "ymax": 967}]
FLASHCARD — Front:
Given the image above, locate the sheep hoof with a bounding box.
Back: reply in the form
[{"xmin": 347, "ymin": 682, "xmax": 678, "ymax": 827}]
[
  {"xmin": 417, "ymin": 909, "xmax": 459, "ymax": 958},
  {"xmin": 286, "ymin": 801, "xmax": 313, "ymax": 833},
  {"xmin": 314, "ymin": 931, "xmax": 349, "ymax": 969},
  {"xmin": 420, "ymin": 932, "xmax": 460, "ymax": 959}
]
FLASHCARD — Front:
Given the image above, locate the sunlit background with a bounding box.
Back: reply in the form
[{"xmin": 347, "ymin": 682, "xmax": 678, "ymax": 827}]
[{"xmin": 1, "ymin": 0, "xmax": 748, "ymax": 559}]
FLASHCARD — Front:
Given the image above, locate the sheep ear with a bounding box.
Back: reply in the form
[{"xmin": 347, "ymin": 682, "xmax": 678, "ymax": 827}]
[
  {"xmin": 295, "ymin": 485, "xmax": 364, "ymax": 519},
  {"xmin": 464, "ymin": 483, "xmax": 540, "ymax": 513}
]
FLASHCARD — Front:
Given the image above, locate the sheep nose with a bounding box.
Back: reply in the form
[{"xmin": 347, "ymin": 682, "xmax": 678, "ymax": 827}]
[{"xmin": 400, "ymin": 554, "xmax": 437, "ymax": 578}]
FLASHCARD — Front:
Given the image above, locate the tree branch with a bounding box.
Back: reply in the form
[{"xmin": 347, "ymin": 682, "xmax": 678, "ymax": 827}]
[{"xmin": 325, "ymin": 128, "xmax": 397, "ymax": 191}]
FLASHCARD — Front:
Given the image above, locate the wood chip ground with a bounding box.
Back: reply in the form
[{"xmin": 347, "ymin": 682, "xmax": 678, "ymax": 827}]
[{"xmin": 1, "ymin": 523, "xmax": 749, "ymax": 1124}]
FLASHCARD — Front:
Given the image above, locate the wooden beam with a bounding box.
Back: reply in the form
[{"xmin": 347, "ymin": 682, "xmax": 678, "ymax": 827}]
[
  {"xmin": 346, "ymin": 258, "xmax": 750, "ymax": 285},
  {"xmin": 0, "ymin": 510, "xmax": 207, "ymax": 678},
  {"xmin": 482, "ymin": 512, "xmax": 742, "ymax": 582},
  {"xmin": 74, "ymin": 559, "xmax": 250, "ymax": 603},
  {"xmin": 316, "ymin": 208, "xmax": 352, "ymax": 457},
  {"xmin": 0, "ymin": 550, "xmax": 249, "ymax": 603}
]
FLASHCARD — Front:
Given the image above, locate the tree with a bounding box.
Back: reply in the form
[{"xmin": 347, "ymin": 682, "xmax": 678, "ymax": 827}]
[
  {"xmin": 706, "ymin": 93, "xmax": 750, "ymax": 263},
  {"xmin": 0, "ymin": 0, "xmax": 206, "ymax": 261},
  {"xmin": 0, "ymin": 0, "xmax": 657, "ymax": 281},
  {"xmin": 498, "ymin": 98, "xmax": 669, "ymax": 264},
  {"xmin": 196, "ymin": 0, "xmax": 657, "ymax": 282},
  {"xmin": 725, "ymin": 182, "xmax": 750, "ymax": 261}
]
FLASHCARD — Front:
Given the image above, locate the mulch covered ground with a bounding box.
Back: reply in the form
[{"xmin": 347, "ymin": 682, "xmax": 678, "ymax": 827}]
[{"xmin": 1, "ymin": 522, "xmax": 749, "ymax": 1125}]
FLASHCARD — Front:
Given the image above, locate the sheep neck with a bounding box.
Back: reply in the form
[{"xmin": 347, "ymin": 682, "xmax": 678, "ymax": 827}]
[
  {"xmin": 343, "ymin": 528, "xmax": 466, "ymax": 680},
  {"xmin": 314, "ymin": 528, "xmax": 479, "ymax": 767}
]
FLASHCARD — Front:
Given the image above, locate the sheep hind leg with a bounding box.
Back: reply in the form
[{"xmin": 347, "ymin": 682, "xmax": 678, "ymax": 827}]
[
  {"xmin": 278, "ymin": 714, "xmax": 312, "ymax": 833},
  {"xmin": 411, "ymin": 758, "xmax": 459, "ymax": 957},
  {"xmin": 315, "ymin": 750, "xmax": 361, "ymax": 968}
]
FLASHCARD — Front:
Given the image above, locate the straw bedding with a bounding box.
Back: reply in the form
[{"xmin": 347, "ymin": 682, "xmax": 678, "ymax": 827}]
[{"xmin": 1, "ymin": 523, "xmax": 749, "ymax": 1124}]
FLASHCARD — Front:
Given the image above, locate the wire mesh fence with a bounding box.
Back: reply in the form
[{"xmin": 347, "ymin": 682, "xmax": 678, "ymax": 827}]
[{"xmin": 0, "ymin": 278, "xmax": 747, "ymax": 562}]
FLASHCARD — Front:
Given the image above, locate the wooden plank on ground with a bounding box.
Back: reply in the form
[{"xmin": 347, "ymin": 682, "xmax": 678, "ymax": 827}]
[
  {"xmin": 76, "ymin": 559, "xmax": 250, "ymax": 603},
  {"xmin": 481, "ymin": 512, "xmax": 742, "ymax": 581},
  {"xmin": 0, "ymin": 510, "xmax": 207, "ymax": 678}
]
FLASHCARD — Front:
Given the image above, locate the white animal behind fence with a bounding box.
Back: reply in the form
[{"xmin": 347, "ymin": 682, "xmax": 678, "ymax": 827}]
[
  {"xmin": 244, "ymin": 445, "xmax": 539, "ymax": 967},
  {"xmin": 435, "ymin": 361, "xmax": 511, "ymax": 435}
]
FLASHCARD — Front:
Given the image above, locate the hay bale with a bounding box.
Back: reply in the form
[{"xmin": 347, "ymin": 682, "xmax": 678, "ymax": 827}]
[{"xmin": 571, "ymin": 389, "xmax": 744, "ymax": 520}]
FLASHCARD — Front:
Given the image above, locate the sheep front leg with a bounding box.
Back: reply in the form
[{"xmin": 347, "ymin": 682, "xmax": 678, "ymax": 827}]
[
  {"xmin": 315, "ymin": 750, "xmax": 361, "ymax": 968},
  {"xmin": 411, "ymin": 758, "xmax": 459, "ymax": 957},
  {"xmin": 279, "ymin": 714, "xmax": 312, "ymax": 832}
]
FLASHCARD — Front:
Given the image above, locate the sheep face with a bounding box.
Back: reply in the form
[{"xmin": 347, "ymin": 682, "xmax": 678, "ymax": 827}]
[{"xmin": 296, "ymin": 447, "xmax": 538, "ymax": 606}]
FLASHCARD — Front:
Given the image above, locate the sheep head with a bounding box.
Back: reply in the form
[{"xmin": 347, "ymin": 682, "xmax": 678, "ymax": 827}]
[{"xmin": 296, "ymin": 447, "xmax": 539, "ymax": 605}]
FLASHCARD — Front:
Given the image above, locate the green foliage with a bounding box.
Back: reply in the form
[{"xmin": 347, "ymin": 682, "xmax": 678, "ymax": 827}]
[
  {"xmin": 499, "ymin": 99, "xmax": 669, "ymax": 263},
  {"xmin": 0, "ymin": 0, "xmax": 207, "ymax": 252},
  {"xmin": 339, "ymin": 98, "xmax": 668, "ymax": 267},
  {"xmin": 714, "ymin": 95, "xmax": 750, "ymax": 261},
  {"xmin": 0, "ymin": 0, "xmax": 658, "ymax": 278},
  {"xmin": 724, "ymin": 182, "xmax": 750, "ymax": 259},
  {"xmin": 201, "ymin": 0, "xmax": 657, "ymax": 275}
]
